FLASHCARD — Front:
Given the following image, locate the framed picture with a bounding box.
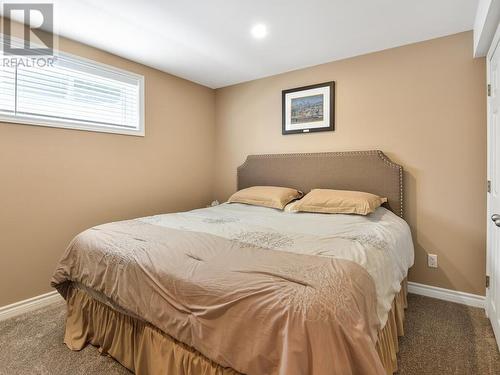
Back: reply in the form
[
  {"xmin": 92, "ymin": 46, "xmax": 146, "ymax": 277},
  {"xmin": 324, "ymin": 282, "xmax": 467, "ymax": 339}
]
[{"xmin": 282, "ymin": 81, "xmax": 335, "ymax": 135}]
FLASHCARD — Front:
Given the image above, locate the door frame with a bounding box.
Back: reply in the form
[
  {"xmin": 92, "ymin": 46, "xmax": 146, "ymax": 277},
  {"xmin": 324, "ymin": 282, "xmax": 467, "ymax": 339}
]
[{"xmin": 486, "ymin": 23, "xmax": 500, "ymax": 350}]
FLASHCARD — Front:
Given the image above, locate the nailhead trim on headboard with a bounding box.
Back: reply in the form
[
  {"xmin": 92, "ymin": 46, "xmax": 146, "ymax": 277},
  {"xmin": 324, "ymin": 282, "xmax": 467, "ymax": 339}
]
[{"xmin": 237, "ymin": 150, "xmax": 404, "ymax": 218}]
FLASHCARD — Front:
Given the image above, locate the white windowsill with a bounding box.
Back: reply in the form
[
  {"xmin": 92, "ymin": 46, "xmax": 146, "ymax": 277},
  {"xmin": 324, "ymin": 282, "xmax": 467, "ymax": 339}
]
[{"xmin": 0, "ymin": 114, "xmax": 145, "ymax": 137}]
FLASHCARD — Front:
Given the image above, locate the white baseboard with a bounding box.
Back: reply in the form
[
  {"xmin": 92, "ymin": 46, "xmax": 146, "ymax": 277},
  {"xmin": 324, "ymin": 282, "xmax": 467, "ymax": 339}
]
[
  {"xmin": 0, "ymin": 291, "xmax": 63, "ymax": 322},
  {"xmin": 408, "ymin": 281, "xmax": 485, "ymax": 309},
  {"xmin": 0, "ymin": 283, "xmax": 486, "ymax": 322}
]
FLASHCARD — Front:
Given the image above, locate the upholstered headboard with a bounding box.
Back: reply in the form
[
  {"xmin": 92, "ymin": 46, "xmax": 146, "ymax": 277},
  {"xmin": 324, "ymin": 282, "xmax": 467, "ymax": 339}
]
[{"xmin": 237, "ymin": 150, "xmax": 403, "ymax": 217}]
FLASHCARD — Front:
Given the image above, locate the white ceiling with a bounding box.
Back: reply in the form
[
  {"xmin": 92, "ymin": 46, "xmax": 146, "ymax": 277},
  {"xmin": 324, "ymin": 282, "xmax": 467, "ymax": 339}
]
[{"xmin": 3, "ymin": 0, "xmax": 479, "ymax": 88}]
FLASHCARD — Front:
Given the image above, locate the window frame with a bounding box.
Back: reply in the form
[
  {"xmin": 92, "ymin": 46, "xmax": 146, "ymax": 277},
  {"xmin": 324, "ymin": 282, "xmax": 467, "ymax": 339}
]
[{"xmin": 0, "ymin": 35, "xmax": 145, "ymax": 137}]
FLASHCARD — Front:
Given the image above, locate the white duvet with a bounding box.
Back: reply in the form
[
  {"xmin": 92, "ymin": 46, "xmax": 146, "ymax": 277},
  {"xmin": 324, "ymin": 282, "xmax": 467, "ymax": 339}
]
[{"xmin": 139, "ymin": 202, "xmax": 414, "ymax": 327}]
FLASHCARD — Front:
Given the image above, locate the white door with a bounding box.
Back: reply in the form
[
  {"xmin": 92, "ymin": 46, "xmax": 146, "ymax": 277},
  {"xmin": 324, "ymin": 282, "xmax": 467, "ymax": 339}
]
[{"xmin": 487, "ymin": 24, "xmax": 500, "ymax": 350}]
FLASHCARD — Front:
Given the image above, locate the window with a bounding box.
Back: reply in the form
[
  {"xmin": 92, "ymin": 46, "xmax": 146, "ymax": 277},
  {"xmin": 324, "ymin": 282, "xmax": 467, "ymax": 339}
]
[{"xmin": 0, "ymin": 36, "xmax": 144, "ymax": 136}]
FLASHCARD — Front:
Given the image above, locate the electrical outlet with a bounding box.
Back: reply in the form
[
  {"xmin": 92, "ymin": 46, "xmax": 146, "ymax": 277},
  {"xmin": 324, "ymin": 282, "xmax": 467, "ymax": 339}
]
[{"xmin": 428, "ymin": 254, "xmax": 438, "ymax": 268}]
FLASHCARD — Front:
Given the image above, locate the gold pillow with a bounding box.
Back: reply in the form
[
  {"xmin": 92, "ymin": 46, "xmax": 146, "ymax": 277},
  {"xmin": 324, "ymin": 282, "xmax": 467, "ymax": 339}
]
[
  {"xmin": 293, "ymin": 189, "xmax": 387, "ymax": 215},
  {"xmin": 228, "ymin": 186, "xmax": 303, "ymax": 210}
]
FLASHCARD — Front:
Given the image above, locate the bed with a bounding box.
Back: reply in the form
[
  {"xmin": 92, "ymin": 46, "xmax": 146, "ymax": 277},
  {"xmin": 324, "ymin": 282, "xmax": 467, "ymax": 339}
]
[{"xmin": 51, "ymin": 150, "xmax": 414, "ymax": 375}]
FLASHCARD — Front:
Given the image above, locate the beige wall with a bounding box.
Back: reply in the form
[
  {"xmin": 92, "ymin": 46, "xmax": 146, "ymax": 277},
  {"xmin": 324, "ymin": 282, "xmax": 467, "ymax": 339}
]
[
  {"xmin": 0, "ymin": 30, "xmax": 487, "ymax": 306},
  {"xmin": 214, "ymin": 32, "xmax": 487, "ymax": 296},
  {"xmin": 0, "ymin": 35, "xmax": 215, "ymax": 306}
]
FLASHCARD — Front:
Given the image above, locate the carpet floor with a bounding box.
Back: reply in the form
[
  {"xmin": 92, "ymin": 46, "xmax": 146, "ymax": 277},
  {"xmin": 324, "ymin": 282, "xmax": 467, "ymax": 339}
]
[{"xmin": 0, "ymin": 294, "xmax": 499, "ymax": 374}]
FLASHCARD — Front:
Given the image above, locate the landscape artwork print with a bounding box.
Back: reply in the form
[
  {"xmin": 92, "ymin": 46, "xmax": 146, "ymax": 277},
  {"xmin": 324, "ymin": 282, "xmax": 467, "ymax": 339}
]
[
  {"xmin": 291, "ymin": 94, "xmax": 324, "ymax": 124},
  {"xmin": 282, "ymin": 81, "xmax": 334, "ymax": 135}
]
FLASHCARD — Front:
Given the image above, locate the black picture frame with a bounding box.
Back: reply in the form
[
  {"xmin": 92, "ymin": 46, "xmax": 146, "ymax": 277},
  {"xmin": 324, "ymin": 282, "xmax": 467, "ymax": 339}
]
[{"xmin": 282, "ymin": 81, "xmax": 335, "ymax": 135}]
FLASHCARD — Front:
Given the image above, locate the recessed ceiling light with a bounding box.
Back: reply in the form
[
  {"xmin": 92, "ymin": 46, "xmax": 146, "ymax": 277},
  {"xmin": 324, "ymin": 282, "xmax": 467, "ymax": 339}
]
[{"xmin": 251, "ymin": 24, "xmax": 267, "ymax": 39}]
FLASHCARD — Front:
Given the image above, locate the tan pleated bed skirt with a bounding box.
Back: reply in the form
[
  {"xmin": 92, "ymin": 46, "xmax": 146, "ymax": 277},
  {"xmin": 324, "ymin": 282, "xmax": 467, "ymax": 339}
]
[{"xmin": 63, "ymin": 280, "xmax": 408, "ymax": 375}]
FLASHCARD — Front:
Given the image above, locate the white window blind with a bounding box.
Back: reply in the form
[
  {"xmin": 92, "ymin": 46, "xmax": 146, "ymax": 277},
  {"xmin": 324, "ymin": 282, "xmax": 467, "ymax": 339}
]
[
  {"xmin": 0, "ymin": 38, "xmax": 144, "ymax": 136},
  {"xmin": 0, "ymin": 64, "xmax": 15, "ymax": 116}
]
